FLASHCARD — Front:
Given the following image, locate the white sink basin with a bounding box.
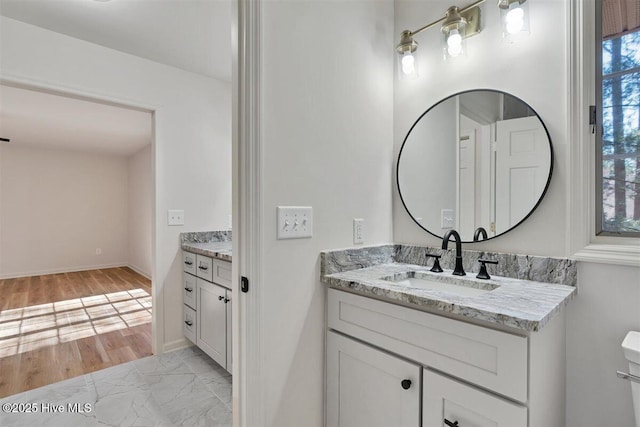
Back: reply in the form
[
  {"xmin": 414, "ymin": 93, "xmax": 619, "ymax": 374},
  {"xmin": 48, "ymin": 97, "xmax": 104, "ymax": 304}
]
[{"xmin": 384, "ymin": 272, "xmax": 498, "ymax": 297}]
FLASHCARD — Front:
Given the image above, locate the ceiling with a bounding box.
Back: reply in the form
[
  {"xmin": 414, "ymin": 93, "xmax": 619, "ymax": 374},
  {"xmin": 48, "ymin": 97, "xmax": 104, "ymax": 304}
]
[
  {"xmin": 0, "ymin": 0, "xmax": 232, "ymax": 81},
  {"xmin": 0, "ymin": 85, "xmax": 152, "ymax": 157}
]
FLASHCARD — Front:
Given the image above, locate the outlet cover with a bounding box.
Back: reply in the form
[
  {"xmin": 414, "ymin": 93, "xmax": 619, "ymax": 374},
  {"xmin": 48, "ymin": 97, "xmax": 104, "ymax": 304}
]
[
  {"xmin": 168, "ymin": 210, "xmax": 185, "ymax": 226},
  {"xmin": 353, "ymin": 218, "xmax": 364, "ymax": 244},
  {"xmin": 277, "ymin": 206, "xmax": 312, "ymax": 239},
  {"xmin": 441, "ymin": 209, "xmax": 455, "ymax": 229}
]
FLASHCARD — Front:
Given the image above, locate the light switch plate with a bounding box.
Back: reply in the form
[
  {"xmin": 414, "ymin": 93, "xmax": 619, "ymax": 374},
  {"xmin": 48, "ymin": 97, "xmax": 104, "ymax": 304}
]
[
  {"xmin": 277, "ymin": 206, "xmax": 312, "ymax": 239},
  {"xmin": 168, "ymin": 210, "xmax": 185, "ymax": 226}
]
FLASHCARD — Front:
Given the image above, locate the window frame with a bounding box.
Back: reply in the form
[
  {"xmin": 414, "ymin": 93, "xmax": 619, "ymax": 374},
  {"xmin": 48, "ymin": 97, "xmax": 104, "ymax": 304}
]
[{"xmin": 568, "ymin": 0, "xmax": 640, "ymax": 266}]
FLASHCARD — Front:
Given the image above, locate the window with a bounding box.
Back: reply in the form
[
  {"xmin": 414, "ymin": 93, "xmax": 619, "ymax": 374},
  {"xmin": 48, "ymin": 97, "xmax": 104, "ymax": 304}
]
[{"xmin": 596, "ymin": 0, "xmax": 640, "ymax": 236}]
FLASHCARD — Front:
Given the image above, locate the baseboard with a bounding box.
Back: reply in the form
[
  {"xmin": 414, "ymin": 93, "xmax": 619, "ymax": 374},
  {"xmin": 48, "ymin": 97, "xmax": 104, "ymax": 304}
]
[
  {"xmin": 0, "ymin": 262, "xmax": 129, "ymax": 280},
  {"xmin": 163, "ymin": 337, "xmax": 193, "ymax": 354},
  {"xmin": 127, "ymin": 263, "xmax": 151, "ymax": 280}
]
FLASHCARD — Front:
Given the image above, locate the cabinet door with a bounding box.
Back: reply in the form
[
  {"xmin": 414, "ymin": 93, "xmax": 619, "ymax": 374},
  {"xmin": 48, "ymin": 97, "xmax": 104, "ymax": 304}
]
[
  {"xmin": 183, "ymin": 252, "xmax": 197, "ymax": 276},
  {"xmin": 196, "ymin": 278, "xmax": 227, "ymax": 368},
  {"xmin": 183, "ymin": 305, "xmax": 196, "ymax": 344},
  {"xmin": 183, "ymin": 273, "xmax": 196, "ymax": 310},
  {"xmin": 225, "ymin": 290, "xmax": 232, "ymax": 373},
  {"xmin": 327, "ymin": 331, "xmax": 420, "ymax": 427},
  {"xmin": 423, "ymin": 369, "xmax": 527, "ymax": 427},
  {"xmin": 196, "ymin": 254, "xmax": 214, "ymax": 282},
  {"xmin": 213, "ymin": 259, "xmax": 232, "ymax": 288}
]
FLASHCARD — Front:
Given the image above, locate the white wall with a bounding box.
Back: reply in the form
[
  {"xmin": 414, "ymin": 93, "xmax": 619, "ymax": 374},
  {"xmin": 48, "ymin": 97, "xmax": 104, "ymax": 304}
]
[
  {"xmin": 0, "ymin": 143, "xmax": 154, "ymax": 279},
  {"xmin": 394, "ymin": 0, "xmax": 567, "ymax": 256},
  {"xmin": 0, "ymin": 17, "xmax": 232, "ymax": 352},
  {"xmin": 0, "ymin": 144, "xmax": 129, "ymax": 277},
  {"xmin": 393, "ymin": 1, "xmax": 640, "ymax": 426},
  {"xmin": 567, "ymin": 262, "xmax": 640, "ymax": 427},
  {"xmin": 259, "ymin": 0, "xmax": 394, "ymax": 425},
  {"xmin": 128, "ymin": 144, "xmax": 152, "ymax": 278}
]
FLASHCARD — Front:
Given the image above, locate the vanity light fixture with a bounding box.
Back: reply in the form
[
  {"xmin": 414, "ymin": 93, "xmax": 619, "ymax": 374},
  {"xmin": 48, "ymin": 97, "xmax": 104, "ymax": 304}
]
[
  {"xmin": 497, "ymin": 0, "xmax": 530, "ymax": 42},
  {"xmin": 395, "ymin": 0, "xmax": 485, "ymax": 79},
  {"xmin": 396, "ymin": 0, "xmax": 532, "ymax": 78}
]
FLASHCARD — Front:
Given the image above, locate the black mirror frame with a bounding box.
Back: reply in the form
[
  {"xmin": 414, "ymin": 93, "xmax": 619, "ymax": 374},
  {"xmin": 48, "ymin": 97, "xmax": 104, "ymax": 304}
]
[{"xmin": 396, "ymin": 88, "xmax": 554, "ymax": 243}]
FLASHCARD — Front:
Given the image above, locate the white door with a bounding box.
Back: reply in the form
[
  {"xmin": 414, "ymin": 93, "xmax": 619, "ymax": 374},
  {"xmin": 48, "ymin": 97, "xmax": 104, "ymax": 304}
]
[
  {"xmin": 423, "ymin": 369, "xmax": 527, "ymax": 427},
  {"xmin": 326, "ymin": 331, "xmax": 420, "ymax": 427},
  {"xmin": 495, "ymin": 116, "xmax": 550, "ymax": 234},
  {"xmin": 197, "ymin": 278, "xmax": 227, "ymax": 368},
  {"xmin": 458, "ymin": 130, "xmax": 476, "ymax": 237}
]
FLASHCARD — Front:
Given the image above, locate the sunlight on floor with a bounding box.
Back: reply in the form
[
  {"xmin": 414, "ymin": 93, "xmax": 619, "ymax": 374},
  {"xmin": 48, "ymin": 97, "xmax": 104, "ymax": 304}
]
[{"xmin": 0, "ymin": 289, "xmax": 151, "ymax": 357}]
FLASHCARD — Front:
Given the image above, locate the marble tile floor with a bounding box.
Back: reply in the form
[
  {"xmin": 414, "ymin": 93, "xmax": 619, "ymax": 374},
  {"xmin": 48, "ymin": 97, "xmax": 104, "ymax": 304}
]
[{"xmin": 0, "ymin": 346, "xmax": 232, "ymax": 427}]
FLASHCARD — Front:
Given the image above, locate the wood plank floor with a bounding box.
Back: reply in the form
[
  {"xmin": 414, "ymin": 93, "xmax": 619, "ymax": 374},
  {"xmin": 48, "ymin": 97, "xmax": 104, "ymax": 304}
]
[{"xmin": 0, "ymin": 267, "xmax": 152, "ymax": 398}]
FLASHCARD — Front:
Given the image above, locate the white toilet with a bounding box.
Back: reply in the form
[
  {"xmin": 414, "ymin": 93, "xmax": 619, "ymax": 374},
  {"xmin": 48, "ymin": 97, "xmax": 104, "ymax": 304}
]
[{"xmin": 622, "ymin": 331, "xmax": 640, "ymax": 426}]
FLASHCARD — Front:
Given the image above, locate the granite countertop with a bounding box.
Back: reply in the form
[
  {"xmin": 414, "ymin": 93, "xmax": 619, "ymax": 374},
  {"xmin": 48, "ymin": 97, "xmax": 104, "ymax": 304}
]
[
  {"xmin": 182, "ymin": 241, "xmax": 232, "ymax": 262},
  {"xmin": 181, "ymin": 231, "xmax": 232, "ymax": 262},
  {"xmin": 321, "ymin": 245, "xmax": 577, "ymax": 333},
  {"xmin": 323, "ymin": 263, "xmax": 575, "ymax": 332}
]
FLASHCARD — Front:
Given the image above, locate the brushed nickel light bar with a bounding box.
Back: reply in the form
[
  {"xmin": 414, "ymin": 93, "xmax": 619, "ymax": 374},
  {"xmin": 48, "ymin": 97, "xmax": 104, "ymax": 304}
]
[{"xmin": 396, "ymin": 0, "xmax": 530, "ymax": 79}]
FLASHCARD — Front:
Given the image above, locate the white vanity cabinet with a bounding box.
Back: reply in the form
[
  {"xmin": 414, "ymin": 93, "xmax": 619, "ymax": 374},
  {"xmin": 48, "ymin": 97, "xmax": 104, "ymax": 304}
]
[
  {"xmin": 183, "ymin": 251, "xmax": 232, "ymax": 373},
  {"xmin": 326, "ymin": 288, "xmax": 566, "ymax": 427}
]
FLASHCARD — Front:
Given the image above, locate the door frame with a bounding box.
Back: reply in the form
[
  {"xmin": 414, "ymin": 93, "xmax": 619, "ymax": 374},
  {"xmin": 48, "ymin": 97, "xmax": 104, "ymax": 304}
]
[
  {"xmin": 0, "ymin": 74, "xmax": 161, "ymax": 355},
  {"xmin": 233, "ymin": 0, "xmax": 265, "ymax": 425}
]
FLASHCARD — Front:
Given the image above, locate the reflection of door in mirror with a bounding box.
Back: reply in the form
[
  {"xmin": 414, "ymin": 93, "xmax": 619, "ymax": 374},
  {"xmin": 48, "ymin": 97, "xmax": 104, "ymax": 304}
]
[
  {"xmin": 458, "ymin": 116, "xmax": 492, "ymax": 238},
  {"xmin": 495, "ymin": 116, "xmax": 549, "ymax": 234}
]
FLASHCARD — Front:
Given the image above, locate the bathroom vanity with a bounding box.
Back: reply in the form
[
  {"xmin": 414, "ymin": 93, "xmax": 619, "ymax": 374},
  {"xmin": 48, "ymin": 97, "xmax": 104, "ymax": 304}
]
[
  {"xmin": 321, "ymin": 245, "xmax": 576, "ymax": 427},
  {"xmin": 181, "ymin": 231, "xmax": 232, "ymax": 373}
]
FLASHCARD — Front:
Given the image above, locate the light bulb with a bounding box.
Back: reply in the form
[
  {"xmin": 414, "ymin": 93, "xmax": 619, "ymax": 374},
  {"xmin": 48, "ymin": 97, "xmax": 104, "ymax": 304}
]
[
  {"xmin": 446, "ymin": 29, "xmax": 463, "ymax": 57},
  {"xmin": 447, "ymin": 29, "xmax": 462, "ymax": 48},
  {"xmin": 505, "ymin": 7, "xmax": 524, "ymax": 34},
  {"xmin": 401, "ymin": 52, "xmax": 415, "ymax": 75}
]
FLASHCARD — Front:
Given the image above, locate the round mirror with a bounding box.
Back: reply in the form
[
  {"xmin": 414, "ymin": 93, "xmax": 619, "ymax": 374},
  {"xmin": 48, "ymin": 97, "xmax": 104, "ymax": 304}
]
[{"xmin": 397, "ymin": 89, "xmax": 553, "ymax": 242}]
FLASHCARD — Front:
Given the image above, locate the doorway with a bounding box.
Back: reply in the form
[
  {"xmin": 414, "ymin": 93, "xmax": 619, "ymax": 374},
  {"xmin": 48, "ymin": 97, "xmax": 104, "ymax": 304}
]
[{"xmin": 0, "ymin": 83, "xmax": 155, "ymax": 397}]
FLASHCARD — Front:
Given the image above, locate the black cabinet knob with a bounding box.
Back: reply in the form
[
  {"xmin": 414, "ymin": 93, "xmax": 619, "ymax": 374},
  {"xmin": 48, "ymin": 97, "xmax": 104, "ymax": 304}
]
[
  {"xmin": 444, "ymin": 419, "xmax": 459, "ymax": 427},
  {"xmin": 218, "ymin": 295, "xmax": 225, "ymax": 301},
  {"xmin": 184, "ymin": 320, "xmax": 193, "ymax": 327},
  {"xmin": 401, "ymin": 379, "xmax": 412, "ymax": 390},
  {"xmin": 224, "ymin": 298, "xmax": 230, "ymax": 303},
  {"xmin": 184, "ymin": 287, "xmax": 193, "ymax": 293}
]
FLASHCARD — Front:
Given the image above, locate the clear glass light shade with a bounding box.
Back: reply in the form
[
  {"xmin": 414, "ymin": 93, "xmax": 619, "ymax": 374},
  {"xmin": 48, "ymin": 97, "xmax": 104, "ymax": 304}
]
[
  {"xmin": 397, "ymin": 50, "xmax": 419, "ymax": 80},
  {"xmin": 500, "ymin": 1, "xmax": 530, "ymax": 42},
  {"xmin": 442, "ymin": 24, "xmax": 467, "ymax": 60}
]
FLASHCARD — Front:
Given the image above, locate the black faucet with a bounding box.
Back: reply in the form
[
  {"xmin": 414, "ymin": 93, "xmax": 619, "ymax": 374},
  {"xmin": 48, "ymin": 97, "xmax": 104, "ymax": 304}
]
[
  {"xmin": 473, "ymin": 227, "xmax": 488, "ymax": 242},
  {"xmin": 442, "ymin": 229, "xmax": 465, "ymax": 276}
]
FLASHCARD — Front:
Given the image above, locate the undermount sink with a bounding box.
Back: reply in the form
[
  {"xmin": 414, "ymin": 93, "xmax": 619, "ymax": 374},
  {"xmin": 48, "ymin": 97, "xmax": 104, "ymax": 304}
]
[{"xmin": 382, "ymin": 271, "xmax": 499, "ymax": 297}]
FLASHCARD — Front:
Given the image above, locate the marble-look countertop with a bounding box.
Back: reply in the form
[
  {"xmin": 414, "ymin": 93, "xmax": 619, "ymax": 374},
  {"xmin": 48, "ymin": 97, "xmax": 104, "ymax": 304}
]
[
  {"xmin": 322, "ymin": 261, "xmax": 576, "ymax": 332},
  {"xmin": 181, "ymin": 231, "xmax": 232, "ymax": 262}
]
